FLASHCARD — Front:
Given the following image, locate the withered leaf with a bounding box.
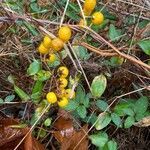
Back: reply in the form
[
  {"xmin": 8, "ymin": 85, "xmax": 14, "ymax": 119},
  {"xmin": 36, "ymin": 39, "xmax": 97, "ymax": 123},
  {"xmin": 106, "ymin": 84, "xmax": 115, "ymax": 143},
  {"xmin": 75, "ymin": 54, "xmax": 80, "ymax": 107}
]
[
  {"xmin": 0, "ymin": 113, "xmax": 45, "ymax": 150},
  {"xmin": 53, "ymin": 111, "xmax": 89, "ymax": 150},
  {"xmin": 134, "ymin": 116, "xmax": 150, "ymax": 127}
]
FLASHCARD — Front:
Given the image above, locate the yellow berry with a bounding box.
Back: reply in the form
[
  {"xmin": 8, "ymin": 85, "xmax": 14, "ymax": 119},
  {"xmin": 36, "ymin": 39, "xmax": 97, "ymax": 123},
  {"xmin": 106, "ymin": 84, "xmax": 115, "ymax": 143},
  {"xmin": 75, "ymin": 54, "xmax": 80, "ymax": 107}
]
[
  {"xmin": 65, "ymin": 89, "xmax": 75, "ymax": 99},
  {"xmin": 83, "ymin": 8, "xmax": 92, "ymax": 16},
  {"xmin": 56, "ymin": 88, "xmax": 66, "ymax": 98},
  {"xmin": 78, "ymin": 19, "xmax": 87, "ymax": 27},
  {"xmin": 58, "ymin": 26, "xmax": 72, "ymax": 42},
  {"xmin": 58, "ymin": 78, "xmax": 68, "ymax": 88},
  {"xmin": 43, "ymin": 35, "xmax": 52, "ymax": 49},
  {"xmin": 51, "ymin": 38, "xmax": 64, "ymax": 51},
  {"xmin": 92, "ymin": 12, "xmax": 104, "ymax": 25},
  {"xmin": 57, "ymin": 66, "xmax": 69, "ymax": 78},
  {"xmin": 46, "ymin": 92, "xmax": 57, "ymax": 103},
  {"xmin": 58, "ymin": 97, "xmax": 69, "ymax": 107},
  {"xmin": 38, "ymin": 43, "xmax": 49, "ymax": 54},
  {"xmin": 49, "ymin": 53, "xmax": 56, "ymax": 63},
  {"xmin": 84, "ymin": 0, "xmax": 96, "ymax": 12}
]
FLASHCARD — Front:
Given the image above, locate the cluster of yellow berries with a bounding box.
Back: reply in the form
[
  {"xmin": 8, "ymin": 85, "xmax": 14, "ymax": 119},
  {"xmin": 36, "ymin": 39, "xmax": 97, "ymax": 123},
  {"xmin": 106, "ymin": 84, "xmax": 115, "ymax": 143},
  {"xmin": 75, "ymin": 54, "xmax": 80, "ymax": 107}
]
[
  {"xmin": 38, "ymin": 26, "xmax": 72, "ymax": 63},
  {"xmin": 46, "ymin": 66, "xmax": 75, "ymax": 108},
  {"xmin": 79, "ymin": 0, "xmax": 104, "ymax": 26}
]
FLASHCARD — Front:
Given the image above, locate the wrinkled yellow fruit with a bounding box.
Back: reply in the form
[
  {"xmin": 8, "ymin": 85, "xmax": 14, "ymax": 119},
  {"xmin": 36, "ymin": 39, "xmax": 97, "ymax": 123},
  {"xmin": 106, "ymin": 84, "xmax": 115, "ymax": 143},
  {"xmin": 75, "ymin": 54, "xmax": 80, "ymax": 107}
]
[
  {"xmin": 65, "ymin": 89, "xmax": 75, "ymax": 99},
  {"xmin": 78, "ymin": 19, "xmax": 87, "ymax": 27},
  {"xmin": 51, "ymin": 38, "xmax": 64, "ymax": 51},
  {"xmin": 92, "ymin": 12, "xmax": 104, "ymax": 25},
  {"xmin": 83, "ymin": 8, "xmax": 92, "ymax": 16},
  {"xmin": 56, "ymin": 88, "xmax": 66, "ymax": 98},
  {"xmin": 58, "ymin": 78, "xmax": 68, "ymax": 88},
  {"xmin": 84, "ymin": 0, "xmax": 96, "ymax": 12},
  {"xmin": 49, "ymin": 53, "xmax": 56, "ymax": 63},
  {"xmin": 38, "ymin": 43, "xmax": 49, "ymax": 54},
  {"xmin": 57, "ymin": 66, "xmax": 69, "ymax": 78},
  {"xmin": 58, "ymin": 97, "xmax": 69, "ymax": 107},
  {"xmin": 46, "ymin": 92, "xmax": 57, "ymax": 103},
  {"xmin": 58, "ymin": 26, "xmax": 72, "ymax": 42},
  {"xmin": 43, "ymin": 35, "xmax": 52, "ymax": 49}
]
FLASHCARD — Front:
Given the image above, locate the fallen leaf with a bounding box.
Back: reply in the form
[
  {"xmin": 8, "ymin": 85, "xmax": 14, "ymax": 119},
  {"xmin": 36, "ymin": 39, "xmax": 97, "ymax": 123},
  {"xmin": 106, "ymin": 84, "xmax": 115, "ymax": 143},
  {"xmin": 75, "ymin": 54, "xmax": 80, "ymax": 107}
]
[
  {"xmin": 53, "ymin": 110, "xmax": 89, "ymax": 150},
  {"xmin": 0, "ymin": 112, "xmax": 45, "ymax": 150},
  {"xmin": 134, "ymin": 116, "xmax": 150, "ymax": 127}
]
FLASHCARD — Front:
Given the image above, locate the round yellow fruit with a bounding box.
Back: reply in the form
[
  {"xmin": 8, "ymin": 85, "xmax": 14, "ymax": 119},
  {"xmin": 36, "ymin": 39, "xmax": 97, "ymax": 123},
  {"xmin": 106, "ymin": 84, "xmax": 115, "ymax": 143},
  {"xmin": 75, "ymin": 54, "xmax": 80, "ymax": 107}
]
[
  {"xmin": 83, "ymin": 8, "xmax": 92, "ymax": 16},
  {"xmin": 92, "ymin": 12, "xmax": 104, "ymax": 25},
  {"xmin": 51, "ymin": 38, "xmax": 64, "ymax": 51},
  {"xmin": 58, "ymin": 26, "xmax": 72, "ymax": 42},
  {"xmin": 58, "ymin": 78, "xmax": 68, "ymax": 88},
  {"xmin": 65, "ymin": 89, "xmax": 75, "ymax": 99},
  {"xmin": 56, "ymin": 88, "xmax": 66, "ymax": 98},
  {"xmin": 38, "ymin": 43, "xmax": 49, "ymax": 54},
  {"xmin": 43, "ymin": 35, "xmax": 52, "ymax": 49},
  {"xmin": 58, "ymin": 97, "xmax": 69, "ymax": 107},
  {"xmin": 57, "ymin": 66, "xmax": 69, "ymax": 78},
  {"xmin": 84, "ymin": 0, "xmax": 96, "ymax": 12},
  {"xmin": 46, "ymin": 92, "xmax": 57, "ymax": 103},
  {"xmin": 49, "ymin": 53, "xmax": 56, "ymax": 63}
]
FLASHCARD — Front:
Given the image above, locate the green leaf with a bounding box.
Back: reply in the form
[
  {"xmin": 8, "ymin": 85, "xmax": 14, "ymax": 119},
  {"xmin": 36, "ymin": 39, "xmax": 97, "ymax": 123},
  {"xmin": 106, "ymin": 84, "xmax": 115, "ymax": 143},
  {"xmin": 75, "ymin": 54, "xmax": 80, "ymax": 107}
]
[
  {"xmin": 73, "ymin": 46, "xmax": 90, "ymax": 60},
  {"xmin": 110, "ymin": 56, "xmax": 124, "ymax": 66},
  {"xmin": 77, "ymin": 105, "xmax": 87, "ymax": 119},
  {"xmin": 134, "ymin": 96, "xmax": 148, "ymax": 115},
  {"xmin": 36, "ymin": 70, "xmax": 51, "ymax": 81},
  {"xmin": 0, "ymin": 98, "xmax": 4, "ymax": 104},
  {"xmin": 44, "ymin": 118, "xmax": 52, "ymax": 127},
  {"xmin": 138, "ymin": 40, "xmax": 150, "ymax": 55},
  {"xmin": 4, "ymin": 95, "xmax": 15, "ymax": 102},
  {"xmin": 38, "ymin": 129, "xmax": 46, "ymax": 138},
  {"xmin": 124, "ymin": 116, "xmax": 135, "ymax": 128},
  {"xmin": 14, "ymin": 85, "xmax": 30, "ymax": 101},
  {"xmin": 111, "ymin": 113, "xmax": 122, "ymax": 128},
  {"xmin": 135, "ymin": 113, "xmax": 145, "ymax": 121},
  {"xmin": 89, "ymin": 132, "xmax": 108, "ymax": 148},
  {"xmin": 7, "ymin": 75, "xmax": 15, "ymax": 84},
  {"xmin": 64, "ymin": 100, "xmax": 79, "ymax": 111},
  {"xmin": 91, "ymin": 74, "xmax": 107, "ymax": 98},
  {"xmin": 109, "ymin": 24, "xmax": 122, "ymax": 42},
  {"xmin": 75, "ymin": 85, "xmax": 85, "ymax": 104},
  {"xmin": 27, "ymin": 60, "xmax": 41, "ymax": 76},
  {"xmin": 114, "ymin": 102, "xmax": 131, "ymax": 116},
  {"xmin": 95, "ymin": 112, "xmax": 111, "ymax": 130},
  {"xmin": 123, "ymin": 108, "xmax": 135, "ymax": 116},
  {"xmin": 83, "ymin": 94, "xmax": 90, "ymax": 108},
  {"xmin": 31, "ymin": 80, "xmax": 43, "ymax": 103},
  {"xmin": 96, "ymin": 100, "xmax": 109, "ymax": 111},
  {"xmin": 106, "ymin": 140, "xmax": 117, "ymax": 150}
]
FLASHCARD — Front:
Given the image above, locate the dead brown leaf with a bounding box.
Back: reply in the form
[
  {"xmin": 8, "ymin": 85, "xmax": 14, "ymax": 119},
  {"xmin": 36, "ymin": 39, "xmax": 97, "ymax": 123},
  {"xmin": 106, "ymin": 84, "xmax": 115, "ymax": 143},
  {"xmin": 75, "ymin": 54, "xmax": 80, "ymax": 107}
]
[
  {"xmin": 53, "ymin": 111, "xmax": 89, "ymax": 150},
  {"xmin": 134, "ymin": 116, "xmax": 150, "ymax": 127},
  {"xmin": 0, "ymin": 113, "xmax": 45, "ymax": 150}
]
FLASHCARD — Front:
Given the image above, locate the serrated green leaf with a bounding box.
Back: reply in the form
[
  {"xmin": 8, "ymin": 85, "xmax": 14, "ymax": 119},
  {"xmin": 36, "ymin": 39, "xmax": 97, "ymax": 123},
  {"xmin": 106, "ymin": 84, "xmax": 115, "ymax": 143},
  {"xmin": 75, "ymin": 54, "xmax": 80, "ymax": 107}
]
[
  {"xmin": 27, "ymin": 60, "xmax": 41, "ymax": 76},
  {"xmin": 134, "ymin": 96, "xmax": 148, "ymax": 115},
  {"xmin": 89, "ymin": 132, "xmax": 108, "ymax": 148},
  {"xmin": 109, "ymin": 24, "xmax": 122, "ymax": 42},
  {"xmin": 91, "ymin": 74, "xmax": 107, "ymax": 98},
  {"xmin": 95, "ymin": 112, "xmax": 111, "ymax": 130},
  {"xmin": 96, "ymin": 100, "xmax": 109, "ymax": 111},
  {"xmin": 77, "ymin": 105, "xmax": 87, "ymax": 119},
  {"xmin": 4, "ymin": 95, "xmax": 15, "ymax": 102},
  {"xmin": 73, "ymin": 46, "xmax": 90, "ymax": 60},
  {"xmin": 111, "ymin": 113, "xmax": 122, "ymax": 128},
  {"xmin": 124, "ymin": 116, "xmax": 135, "ymax": 128},
  {"xmin": 75, "ymin": 85, "xmax": 85, "ymax": 104},
  {"xmin": 64, "ymin": 100, "xmax": 78, "ymax": 111},
  {"xmin": 83, "ymin": 94, "xmax": 90, "ymax": 108},
  {"xmin": 38, "ymin": 129, "xmax": 46, "ymax": 138},
  {"xmin": 36, "ymin": 70, "xmax": 51, "ymax": 81},
  {"xmin": 138, "ymin": 40, "xmax": 150, "ymax": 55}
]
